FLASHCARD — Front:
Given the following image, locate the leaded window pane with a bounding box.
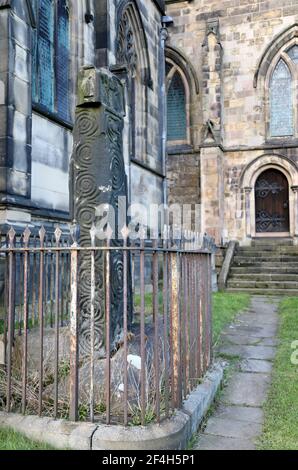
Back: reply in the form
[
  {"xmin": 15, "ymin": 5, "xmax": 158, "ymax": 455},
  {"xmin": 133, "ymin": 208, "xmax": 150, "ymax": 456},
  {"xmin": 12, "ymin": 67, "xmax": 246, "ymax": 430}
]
[
  {"xmin": 56, "ymin": 0, "xmax": 70, "ymax": 121},
  {"xmin": 38, "ymin": 0, "xmax": 55, "ymax": 111},
  {"xmin": 167, "ymin": 71, "xmax": 187, "ymax": 141},
  {"xmin": 32, "ymin": 0, "xmax": 70, "ymax": 121},
  {"xmin": 287, "ymin": 45, "xmax": 298, "ymax": 64},
  {"xmin": 270, "ymin": 60, "xmax": 293, "ymax": 137},
  {"xmin": 166, "ymin": 62, "xmax": 173, "ymax": 77}
]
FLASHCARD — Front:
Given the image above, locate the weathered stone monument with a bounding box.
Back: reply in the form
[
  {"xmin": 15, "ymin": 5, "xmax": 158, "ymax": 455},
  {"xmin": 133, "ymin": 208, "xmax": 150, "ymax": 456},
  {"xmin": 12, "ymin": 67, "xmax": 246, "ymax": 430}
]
[{"xmin": 70, "ymin": 66, "xmax": 132, "ymax": 357}]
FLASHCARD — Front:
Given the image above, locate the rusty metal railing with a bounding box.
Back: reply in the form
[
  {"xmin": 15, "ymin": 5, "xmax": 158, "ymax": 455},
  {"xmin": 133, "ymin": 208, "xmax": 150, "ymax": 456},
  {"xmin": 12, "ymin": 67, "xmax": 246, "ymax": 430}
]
[{"xmin": 0, "ymin": 226, "xmax": 213, "ymax": 426}]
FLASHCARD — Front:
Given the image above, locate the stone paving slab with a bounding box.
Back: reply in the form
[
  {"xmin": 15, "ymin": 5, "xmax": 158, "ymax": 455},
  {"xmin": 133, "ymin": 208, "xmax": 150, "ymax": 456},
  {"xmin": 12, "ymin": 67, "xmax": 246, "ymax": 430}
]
[
  {"xmin": 222, "ymin": 372, "xmax": 271, "ymax": 407},
  {"xmin": 218, "ymin": 344, "xmax": 276, "ymax": 360},
  {"xmin": 204, "ymin": 417, "xmax": 262, "ymax": 440},
  {"xmin": 213, "ymin": 405, "xmax": 264, "ymax": 424},
  {"xmin": 258, "ymin": 337, "xmax": 279, "ymax": 347},
  {"xmin": 222, "ymin": 325, "xmax": 277, "ymax": 338},
  {"xmin": 240, "ymin": 359, "xmax": 273, "ymax": 374},
  {"xmin": 238, "ymin": 314, "xmax": 278, "ymax": 325},
  {"xmin": 195, "ymin": 295, "xmax": 279, "ymax": 451},
  {"xmin": 221, "ymin": 334, "xmax": 262, "ymax": 346},
  {"xmin": 197, "ymin": 434, "xmax": 255, "ymax": 450}
]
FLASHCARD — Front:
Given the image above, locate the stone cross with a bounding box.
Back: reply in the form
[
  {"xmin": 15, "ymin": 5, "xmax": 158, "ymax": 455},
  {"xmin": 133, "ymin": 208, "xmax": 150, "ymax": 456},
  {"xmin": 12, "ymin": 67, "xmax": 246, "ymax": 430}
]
[{"xmin": 70, "ymin": 66, "xmax": 132, "ymax": 357}]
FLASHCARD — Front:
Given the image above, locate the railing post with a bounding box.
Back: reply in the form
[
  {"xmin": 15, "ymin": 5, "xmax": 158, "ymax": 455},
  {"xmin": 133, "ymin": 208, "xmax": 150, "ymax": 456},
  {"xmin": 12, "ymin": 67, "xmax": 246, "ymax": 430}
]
[
  {"xmin": 21, "ymin": 227, "xmax": 31, "ymax": 415},
  {"xmin": 69, "ymin": 231, "xmax": 79, "ymax": 422},
  {"xmin": 105, "ymin": 236, "xmax": 111, "ymax": 425},
  {"xmin": 208, "ymin": 253, "xmax": 213, "ymax": 365},
  {"xmin": 38, "ymin": 227, "xmax": 46, "ymax": 417},
  {"xmin": 54, "ymin": 226, "xmax": 62, "ymax": 419},
  {"xmin": 6, "ymin": 227, "xmax": 16, "ymax": 413},
  {"xmin": 170, "ymin": 247, "xmax": 181, "ymax": 409}
]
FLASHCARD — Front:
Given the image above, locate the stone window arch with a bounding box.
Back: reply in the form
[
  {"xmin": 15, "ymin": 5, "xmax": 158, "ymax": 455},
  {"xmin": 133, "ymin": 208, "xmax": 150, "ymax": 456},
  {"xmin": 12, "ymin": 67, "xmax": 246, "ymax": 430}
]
[
  {"xmin": 265, "ymin": 40, "xmax": 298, "ymax": 139},
  {"xmin": 165, "ymin": 47, "xmax": 199, "ymax": 148},
  {"xmin": 115, "ymin": 2, "xmax": 151, "ymax": 165},
  {"xmin": 166, "ymin": 63, "xmax": 188, "ymax": 143},
  {"xmin": 166, "ymin": 59, "xmax": 192, "ymax": 146},
  {"xmin": 32, "ymin": 0, "xmax": 70, "ymax": 122},
  {"xmin": 269, "ymin": 59, "xmax": 293, "ymax": 137},
  {"xmin": 254, "ymin": 25, "xmax": 298, "ymax": 140}
]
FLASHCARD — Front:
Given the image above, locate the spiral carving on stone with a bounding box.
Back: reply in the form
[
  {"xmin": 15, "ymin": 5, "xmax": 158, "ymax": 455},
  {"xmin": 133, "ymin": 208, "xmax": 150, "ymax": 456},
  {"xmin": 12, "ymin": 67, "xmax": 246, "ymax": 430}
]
[
  {"xmin": 76, "ymin": 202, "xmax": 96, "ymax": 229},
  {"xmin": 76, "ymin": 143, "xmax": 94, "ymax": 168},
  {"xmin": 76, "ymin": 172, "xmax": 98, "ymax": 199},
  {"xmin": 111, "ymin": 156, "xmax": 125, "ymax": 191},
  {"xmin": 77, "ymin": 111, "xmax": 98, "ymax": 137},
  {"xmin": 111, "ymin": 253, "xmax": 124, "ymax": 299},
  {"xmin": 79, "ymin": 318, "xmax": 105, "ymax": 356}
]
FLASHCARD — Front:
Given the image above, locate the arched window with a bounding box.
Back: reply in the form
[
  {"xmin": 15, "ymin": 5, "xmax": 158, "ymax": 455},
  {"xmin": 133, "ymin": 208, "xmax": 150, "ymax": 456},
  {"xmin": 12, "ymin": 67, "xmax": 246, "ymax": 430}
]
[
  {"xmin": 32, "ymin": 0, "xmax": 70, "ymax": 122},
  {"xmin": 167, "ymin": 71, "xmax": 187, "ymax": 141},
  {"xmin": 287, "ymin": 45, "xmax": 298, "ymax": 64},
  {"xmin": 270, "ymin": 60, "xmax": 293, "ymax": 137},
  {"xmin": 166, "ymin": 62, "xmax": 188, "ymax": 143}
]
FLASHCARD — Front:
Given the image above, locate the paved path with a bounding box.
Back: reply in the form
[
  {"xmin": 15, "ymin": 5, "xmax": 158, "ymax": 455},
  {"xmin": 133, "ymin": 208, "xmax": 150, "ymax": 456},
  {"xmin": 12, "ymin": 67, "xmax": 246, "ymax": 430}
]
[{"xmin": 195, "ymin": 296, "xmax": 280, "ymax": 450}]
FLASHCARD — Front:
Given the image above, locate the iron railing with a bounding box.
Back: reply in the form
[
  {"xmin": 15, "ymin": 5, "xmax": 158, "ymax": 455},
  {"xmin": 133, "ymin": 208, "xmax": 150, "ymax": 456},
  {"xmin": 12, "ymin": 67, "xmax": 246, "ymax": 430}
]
[{"xmin": 0, "ymin": 226, "xmax": 213, "ymax": 426}]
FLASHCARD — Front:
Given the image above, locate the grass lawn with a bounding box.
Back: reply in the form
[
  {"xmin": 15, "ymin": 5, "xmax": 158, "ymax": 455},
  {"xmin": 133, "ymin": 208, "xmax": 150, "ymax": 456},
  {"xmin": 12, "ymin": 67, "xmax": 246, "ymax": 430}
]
[
  {"xmin": 257, "ymin": 296, "xmax": 298, "ymax": 450},
  {"xmin": 0, "ymin": 427, "xmax": 54, "ymax": 450},
  {"xmin": 212, "ymin": 292, "xmax": 251, "ymax": 346},
  {"xmin": 134, "ymin": 291, "xmax": 251, "ymax": 345}
]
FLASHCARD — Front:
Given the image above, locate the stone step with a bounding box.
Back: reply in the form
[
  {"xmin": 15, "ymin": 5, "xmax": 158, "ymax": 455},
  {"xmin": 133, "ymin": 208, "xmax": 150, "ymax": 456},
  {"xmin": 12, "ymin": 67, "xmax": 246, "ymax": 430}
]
[
  {"xmin": 234, "ymin": 255, "xmax": 298, "ymax": 262},
  {"xmin": 228, "ymin": 238, "xmax": 298, "ymax": 295},
  {"xmin": 229, "ymin": 273, "xmax": 298, "ymax": 281},
  {"xmin": 238, "ymin": 246, "xmax": 298, "ymax": 254},
  {"xmin": 226, "ymin": 288, "xmax": 298, "ymax": 296},
  {"xmin": 233, "ymin": 260, "xmax": 298, "ymax": 267},
  {"xmin": 236, "ymin": 250, "xmax": 298, "ymax": 257},
  {"xmin": 251, "ymin": 238, "xmax": 293, "ymax": 246},
  {"xmin": 230, "ymin": 266, "xmax": 298, "ymax": 274},
  {"xmin": 227, "ymin": 280, "xmax": 298, "ymax": 289}
]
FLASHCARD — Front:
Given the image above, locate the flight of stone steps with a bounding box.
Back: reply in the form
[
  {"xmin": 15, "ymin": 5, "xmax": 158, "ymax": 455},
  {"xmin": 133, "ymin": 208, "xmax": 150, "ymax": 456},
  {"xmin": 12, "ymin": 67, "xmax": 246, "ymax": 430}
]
[{"xmin": 226, "ymin": 238, "xmax": 298, "ymax": 295}]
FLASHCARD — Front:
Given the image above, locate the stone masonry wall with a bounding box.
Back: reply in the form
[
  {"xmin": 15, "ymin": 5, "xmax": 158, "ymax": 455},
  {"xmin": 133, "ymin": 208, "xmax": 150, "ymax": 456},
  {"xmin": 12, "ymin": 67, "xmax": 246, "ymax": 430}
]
[
  {"xmin": 166, "ymin": 0, "xmax": 298, "ymax": 244},
  {"xmin": 0, "ymin": 0, "xmax": 95, "ymax": 228},
  {"xmin": 108, "ymin": 0, "xmax": 165, "ymax": 212}
]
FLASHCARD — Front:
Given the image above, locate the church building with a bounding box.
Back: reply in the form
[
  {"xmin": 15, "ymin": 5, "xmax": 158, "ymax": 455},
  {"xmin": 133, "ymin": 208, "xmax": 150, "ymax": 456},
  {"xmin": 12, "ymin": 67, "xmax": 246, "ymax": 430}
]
[{"xmin": 166, "ymin": 0, "xmax": 298, "ymax": 246}]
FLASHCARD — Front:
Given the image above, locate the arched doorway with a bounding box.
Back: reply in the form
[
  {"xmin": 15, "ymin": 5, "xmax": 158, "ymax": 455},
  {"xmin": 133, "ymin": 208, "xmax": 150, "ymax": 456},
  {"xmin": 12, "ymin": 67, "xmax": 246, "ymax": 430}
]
[{"xmin": 255, "ymin": 169, "xmax": 290, "ymax": 233}]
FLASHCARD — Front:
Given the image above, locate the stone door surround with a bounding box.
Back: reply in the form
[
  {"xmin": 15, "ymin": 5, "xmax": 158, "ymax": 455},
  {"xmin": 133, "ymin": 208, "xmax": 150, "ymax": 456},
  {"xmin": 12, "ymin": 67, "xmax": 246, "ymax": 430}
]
[{"xmin": 241, "ymin": 154, "xmax": 298, "ymax": 240}]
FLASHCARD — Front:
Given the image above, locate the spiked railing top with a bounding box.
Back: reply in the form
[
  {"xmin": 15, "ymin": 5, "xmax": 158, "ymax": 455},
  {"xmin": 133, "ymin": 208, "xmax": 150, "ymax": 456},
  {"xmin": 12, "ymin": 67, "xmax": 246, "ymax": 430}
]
[
  {"xmin": 23, "ymin": 226, "xmax": 31, "ymax": 247},
  {"xmin": 39, "ymin": 226, "xmax": 46, "ymax": 247},
  {"xmin": 70, "ymin": 222, "xmax": 80, "ymax": 245},
  {"xmin": 54, "ymin": 226, "xmax": 62, "ymax": 246},
  {"xmin": 7, "ymin": 227, "xmax": 16, "ymax": 247}
]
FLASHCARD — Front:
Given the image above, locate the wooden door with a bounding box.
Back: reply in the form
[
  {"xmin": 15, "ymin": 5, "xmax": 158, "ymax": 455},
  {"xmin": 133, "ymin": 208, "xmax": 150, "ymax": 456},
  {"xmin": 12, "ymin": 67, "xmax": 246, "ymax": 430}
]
[{"xmin": 255, "ymin": 169, "xmax": 289, "ymax": 233}]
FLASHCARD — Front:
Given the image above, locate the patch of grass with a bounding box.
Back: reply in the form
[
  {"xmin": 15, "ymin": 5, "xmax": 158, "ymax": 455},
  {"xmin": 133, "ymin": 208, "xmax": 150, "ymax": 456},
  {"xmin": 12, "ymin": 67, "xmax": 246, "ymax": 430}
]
[
  {"xmin": 212, "ymin": 292, "xmax": 251, "ymax": 346},
  {"xmin": 134, "ymin": 292, "xmax": 251, "ymax": 340},
  {"xmin": 134, "ymin": 292, "xmax": 163, "ymax": 315},
  {"xmin": 0, "ymin": 427, "xmax": 55, "ymax": 450},
  {"xmin": 0, "ymin": 319, "xmax": 4, "ymax": 335},
  {"xmin": 257, "ymin": 296, "xmax": 298, "ymax": 450}
]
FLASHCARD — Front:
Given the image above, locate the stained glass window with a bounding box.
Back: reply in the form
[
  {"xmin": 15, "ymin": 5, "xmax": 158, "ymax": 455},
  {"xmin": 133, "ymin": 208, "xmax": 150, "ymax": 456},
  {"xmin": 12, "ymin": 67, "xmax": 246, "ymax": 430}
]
[
  {"xmin": 56, "ymin": 0, "xmax": 70, "ymax": 120},
  {"xmin": 270, "ymin": 60, "xmax": 293, "ymax": 137},
  {"xmin": 166, "ymin": 62, "xmax": 173, "ymax": 76},
  {"xmin": 287, "ymin": 45, "xmax": 298, "ymax": 64},
  {"xmin": 38, "ymin": 0, "xmax": 55, "ymax": 111},
  {"xmin": 167, "ymin": 71, "xmax": 187, "ymax": 141},
  {"xmin": 32, "ymin": 0, "xmax": 70, "ymax": 121}
]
